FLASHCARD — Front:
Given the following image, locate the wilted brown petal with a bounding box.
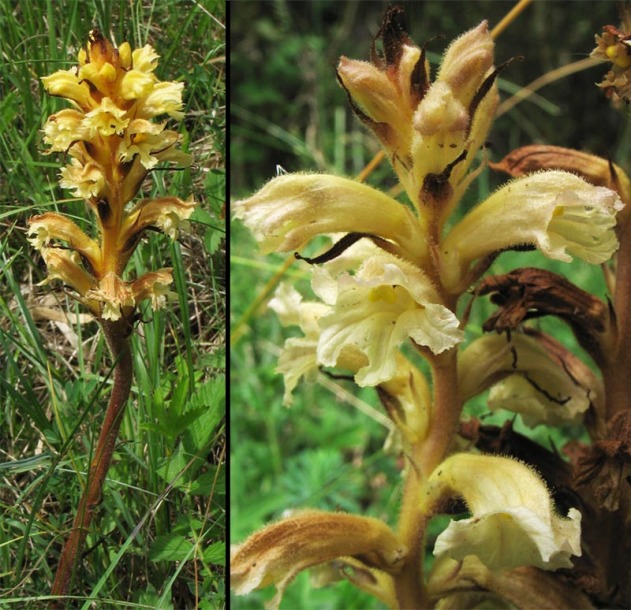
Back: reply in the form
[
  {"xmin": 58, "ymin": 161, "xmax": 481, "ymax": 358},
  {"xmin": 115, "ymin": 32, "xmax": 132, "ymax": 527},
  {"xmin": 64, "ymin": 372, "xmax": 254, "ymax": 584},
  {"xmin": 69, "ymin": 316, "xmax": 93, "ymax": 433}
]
[
  {"xmin": 428, "ymin": 555, "xmax": 595, "ymax": 609},
  {"xmin": 575, "ymin": 409, "xmax": 631, "ymax": 511},
  {"xmin": 477, "ymin": 267, "xmax": 610, "ymax": 367},
  {"xmin": 489, "ymin": 145, "xmax": 631, "ymax": 206}
]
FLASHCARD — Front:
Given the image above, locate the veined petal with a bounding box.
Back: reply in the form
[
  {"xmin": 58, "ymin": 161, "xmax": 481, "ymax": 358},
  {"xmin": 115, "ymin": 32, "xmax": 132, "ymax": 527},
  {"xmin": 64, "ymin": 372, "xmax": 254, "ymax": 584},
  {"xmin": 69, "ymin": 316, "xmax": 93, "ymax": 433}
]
[
  {"xmin": 28, "ymin": 213, "xmax": 101, "ymax": 267},
  {"xmin": 137, "ymin": 81, "xmax": 185, "ymax": 119},
  {"xmin": 59, "ymin": 157, "xmax": 106, "ymax": 199},
  {"xmin": 131, "ymin": 44, "xmax": 160, "ymax": 73},
  {"xmin": 118, "ymin": 119, "xmax": 167, "ymax": 168},
  {"xmin": 233, "ymin": 173, "xmax": 427, "ymax": 261},
  {"xmin": 442, "ymin": 171, "xmax": 623, "ymax": 290},
  {"xmin": 425, "ymin": 453, "xmax": 582, "ymax": 571},
  {"xmin": 231, "ymin": 510, "xmax": 406, "ymax": 610},
  {"xmin": 121, "ymin": 68, "xmax": 158, "ymax": 100},
  {"xmin": 41, "ymin": 69, "xmax": 93, "ymax": 109},
  {"xmin": 85, "ymin": 272, "xmax": 135, "ymax": 321},
  {"xmin": 459, "ymin": 331, "xmax": 601, "ymax": 427},
  {"xmin": 84, "ymin": 97, "xmax": 130, "ymax": 136},
  {"xmin": 42, "ymin": 109, "xmax": 89, "ymax": 151},
  {"xmin": 130, "ymin": 268, "xmax": 174, "ymax": 311},
  {"xmin": 269, "ymin": 282, "xmax": 355, "ymax": 406},
  {"xmin": 316, "ymin": 256, "xmax": 462, "ymax": 386},
  {"xmin": 122, "ymin": 195, "xmax": 196, "ymax": 243},
  {"xmin": 38, "ymin": 247, "xmax": 96, "ymax": 298}
]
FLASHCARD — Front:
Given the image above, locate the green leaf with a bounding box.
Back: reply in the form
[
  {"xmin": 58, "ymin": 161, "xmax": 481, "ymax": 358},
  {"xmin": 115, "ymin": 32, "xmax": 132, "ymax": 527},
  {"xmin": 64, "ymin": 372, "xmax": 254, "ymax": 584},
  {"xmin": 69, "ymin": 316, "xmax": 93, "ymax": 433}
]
[
  {"xmin": 203, "ymin": 541, "xmax": 225, "ymax": 566},
  {"xmin": 183, "ymin": 375, "xmax": 225, "ymax": 455},
  {"xmin": 136, "ymin": 584, "xmax": 175, "ymax": 610},
  {"xmin": 149, "ymin": 533, "xmax": 194, "ymax": 563},
  {"xmin": 188, "ymin": 465, "xmax": 225, "ymax": 496},
  {"xmin": 156, "ymin": 443, "xmax": 190, "ymax": 484}
]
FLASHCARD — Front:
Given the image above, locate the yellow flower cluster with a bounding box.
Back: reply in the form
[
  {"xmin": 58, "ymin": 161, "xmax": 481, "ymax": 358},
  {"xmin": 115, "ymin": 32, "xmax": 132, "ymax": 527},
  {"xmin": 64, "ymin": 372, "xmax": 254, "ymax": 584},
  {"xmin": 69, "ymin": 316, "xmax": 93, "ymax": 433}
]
[{"xmin": 29, "ymin": 30, "xmax": 196, "ymax": 322}]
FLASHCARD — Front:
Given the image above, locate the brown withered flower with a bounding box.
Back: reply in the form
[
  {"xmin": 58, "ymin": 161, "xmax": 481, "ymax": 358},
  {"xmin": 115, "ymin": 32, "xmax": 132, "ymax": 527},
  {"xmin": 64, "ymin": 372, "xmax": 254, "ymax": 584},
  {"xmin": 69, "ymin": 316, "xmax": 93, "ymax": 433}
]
[
  {"xmin": 592, "ymin": 11, "xmax": 631, "ymax": 103},
  {"xmin": 575, "ymin": 409, "xmax": 631, "ymax": 511}
]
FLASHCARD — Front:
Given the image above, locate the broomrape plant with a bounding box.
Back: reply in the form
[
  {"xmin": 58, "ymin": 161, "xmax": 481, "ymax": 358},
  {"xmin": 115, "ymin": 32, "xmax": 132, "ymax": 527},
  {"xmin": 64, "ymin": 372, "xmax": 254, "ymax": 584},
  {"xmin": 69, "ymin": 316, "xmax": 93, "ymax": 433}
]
[
  {"xmin": 232, "ymin": 5, "xmax": 631, "ymax": 610},
  {"xmin": 30, "ymin": 30, "xmax": 195, "ymax": 597}
]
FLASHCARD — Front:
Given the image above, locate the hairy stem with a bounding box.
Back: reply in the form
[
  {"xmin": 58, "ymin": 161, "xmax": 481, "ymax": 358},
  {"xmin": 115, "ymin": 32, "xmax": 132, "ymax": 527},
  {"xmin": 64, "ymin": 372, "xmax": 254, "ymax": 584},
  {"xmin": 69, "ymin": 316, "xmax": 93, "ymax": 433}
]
[
  {"xmin": 420, "ymin": 349, "xmax": 462, "ymax": 475},
  {"xmin": 394, "ymin": 446, "xmax": 430, "ymax": 609},
  {"xmin": 51, "ymin": 319, "xmax": 133, "ymax": 599},
  {"xmin": 394, "ymin": 348, "xmax": 461, "ymax": 609}
]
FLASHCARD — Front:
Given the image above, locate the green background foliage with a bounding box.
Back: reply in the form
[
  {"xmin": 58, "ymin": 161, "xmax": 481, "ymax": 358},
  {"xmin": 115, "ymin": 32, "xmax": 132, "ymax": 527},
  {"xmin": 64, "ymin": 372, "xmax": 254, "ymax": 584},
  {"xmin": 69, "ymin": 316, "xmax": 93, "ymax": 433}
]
[
  {"xmin": 231, "ymin": 2, "xmax": 629, "ymax": 609},
  {"xmin": 0, "ymin": 0, "xmax": 225, "ymax": 607}
]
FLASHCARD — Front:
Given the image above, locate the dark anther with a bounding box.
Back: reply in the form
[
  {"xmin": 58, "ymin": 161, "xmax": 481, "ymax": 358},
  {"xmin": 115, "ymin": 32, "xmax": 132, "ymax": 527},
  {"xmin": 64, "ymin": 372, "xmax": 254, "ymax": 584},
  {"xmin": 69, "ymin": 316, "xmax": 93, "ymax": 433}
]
[
  {"xmin": 411, "ymin": 36, "xmax": 443, "ymax": 103},
  {"xmin": 295, "ymin": 232, "xmax": 374, "ymax": 265},
  {"xmin": 122, "ymin": 233, "xmax": 141, "ymax": 255},
  {"xmin": 321, "ymin": 369, "xmax": 355, "ymax": 382},
  {"xmin": 371, "ymin": 5, "xmax": 410, "ymax": 68},
  {"xmin": 467, "ymin": 56, "xmax": 522, "ymax": 138},
  {"xmin": 79, "ymin": 253, "xmax": 96, "ymax": 277},
  {"xmin": 96, "ymin": 198, "xmax": 110, "ymax": 223},
  {"xmin": 421, "ymin": 150, "xmax": 468, "ymax": 204}
]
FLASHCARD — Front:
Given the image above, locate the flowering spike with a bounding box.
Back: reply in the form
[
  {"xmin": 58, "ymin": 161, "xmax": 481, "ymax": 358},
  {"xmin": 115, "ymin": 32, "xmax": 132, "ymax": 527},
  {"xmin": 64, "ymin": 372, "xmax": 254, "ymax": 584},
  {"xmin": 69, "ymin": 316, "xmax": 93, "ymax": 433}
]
[{"xmin": 32, "ymin": 30, "xmax": 196, "ymax": 323}]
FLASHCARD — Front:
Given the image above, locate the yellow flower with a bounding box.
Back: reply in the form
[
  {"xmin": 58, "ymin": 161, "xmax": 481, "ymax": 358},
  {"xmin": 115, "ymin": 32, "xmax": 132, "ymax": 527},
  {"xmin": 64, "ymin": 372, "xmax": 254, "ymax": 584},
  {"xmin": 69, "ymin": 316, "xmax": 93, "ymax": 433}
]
[
  {"xmin": 424, "ymin": 453, "xmax": 582, "ymax": 571},
  {"xmin": 28, "ymin": 213, "xmax": 101, "ymax": 267},
  {"xmin": 42, "ymin": 109, "xmax": 88, "ymax": 152},
  {"xmin": 235, "ymin": 19, "xmax": 622, "ymax": 395},
  {"xmin": 84, "ymin": 97, "xmax": 130, "ymax": 136},
  {"xmin": 38, "ymin": 248, "xmax": 96, "ymax": 301},
  {"xmin": 269, "ymin": 281, "xmax": 431, "ymax": 442},
  {"xmin": 130, "ymin": 269, "xmax": 175, "ymax": 312},
  {"xmin": 441, "ymin": 171, "xmax": 623, "ymax": 291},
  {"xmin": 459, "ymin": 331, "xmax": 602, "ymax": 427},
  {"xmin": 267, "ymin": 283, "xmax": 331, "ymax": 405},
  {"xmin": 40, "ymin": 69, "xmax": 93, "ymax": 109},
  {"xmin": 122, "ymin": 195, "xmax": 197, "ymax": 243},
  {"xmin": 58, "ymin": 156, "xmax": 106, "ymax": 199},
  {"xmin": 314, "ymin": 255, "xmax": 462, "ymax": 386},
  {"xmin": 234, "ymin": 173, "xmax": 428, "ymax": 260}
]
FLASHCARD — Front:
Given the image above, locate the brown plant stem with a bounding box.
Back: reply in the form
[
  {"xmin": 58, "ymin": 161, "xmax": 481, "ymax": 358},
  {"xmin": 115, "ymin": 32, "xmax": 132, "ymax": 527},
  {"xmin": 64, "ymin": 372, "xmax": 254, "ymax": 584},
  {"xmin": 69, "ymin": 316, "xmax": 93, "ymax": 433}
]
[
  {"xmin": 51, "ymin": 318, "xmax": 133, "ymax": 600},
  {"xmin": 394, "ymin": 444, "xmax": 429, "ymax": 610},
  {"xmin": 394, "ymin": 348, "xmax": 461, "ymax": 609},
  {"xmin": 584, "ymin": 215, "xmax": 631, "ymax": 607},
  {"xmin": 603, "ymin": 216, "xmax": 631, "ymax": 419}
]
